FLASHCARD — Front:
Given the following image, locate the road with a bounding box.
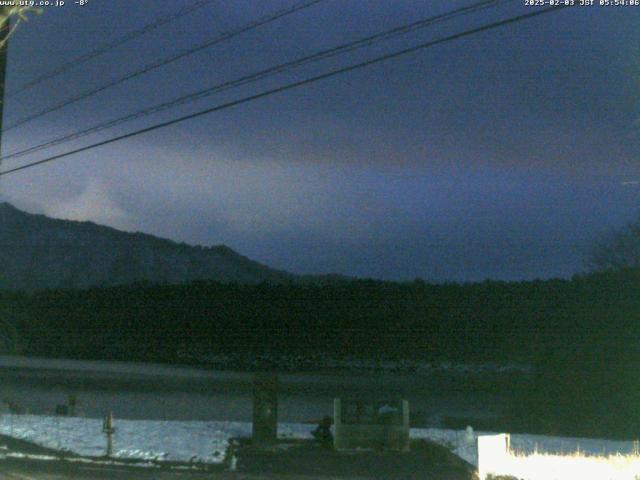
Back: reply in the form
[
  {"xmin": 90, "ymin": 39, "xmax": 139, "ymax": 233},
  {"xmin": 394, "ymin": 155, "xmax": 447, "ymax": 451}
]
[
  {"xmin": 0, "ymin": 354, "xmax": 516, "ymax": 426},
  {"xmin": 0, "ymin": 459, "xmax": 211, "ymax": 479}
]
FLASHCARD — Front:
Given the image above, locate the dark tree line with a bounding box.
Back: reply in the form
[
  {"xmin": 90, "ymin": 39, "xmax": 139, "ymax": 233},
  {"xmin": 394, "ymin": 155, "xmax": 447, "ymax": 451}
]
[{"xmin": 1, "ymin": 270, "xmax": 638, "ymax": 366}]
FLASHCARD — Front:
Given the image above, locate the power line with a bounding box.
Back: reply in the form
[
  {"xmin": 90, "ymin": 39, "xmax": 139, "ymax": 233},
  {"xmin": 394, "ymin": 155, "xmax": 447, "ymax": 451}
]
[
  {"xmin": 0, "ymin": 6, "xmax": 568, "ymax": 178},
  {"xmin": 6, "ymin": 0, "xmax": 218, "ymax": 98},
  {"xmin": 3, "ymin": 0, "xmax": 326, "ymax": 132},
  {"xmin": 0, "ymin": 0, "xmax": 510, "ymax": 164}
]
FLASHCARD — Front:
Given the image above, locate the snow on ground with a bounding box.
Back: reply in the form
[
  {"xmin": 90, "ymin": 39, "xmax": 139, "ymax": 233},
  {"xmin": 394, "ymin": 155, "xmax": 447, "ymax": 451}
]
[
  {"xmin": 0, "ymin": 415, "xmax": 252, "ymax": 463},
  {"xmin": 0, "ymin": 414, "xmax": 635, "ymax": 469}
]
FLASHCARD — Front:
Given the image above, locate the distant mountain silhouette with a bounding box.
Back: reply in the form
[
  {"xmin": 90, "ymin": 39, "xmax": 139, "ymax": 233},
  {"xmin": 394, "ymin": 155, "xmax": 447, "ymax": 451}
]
[{"xmin": 0, "ymin": 202, "xmax": 302, "ymax": 290}]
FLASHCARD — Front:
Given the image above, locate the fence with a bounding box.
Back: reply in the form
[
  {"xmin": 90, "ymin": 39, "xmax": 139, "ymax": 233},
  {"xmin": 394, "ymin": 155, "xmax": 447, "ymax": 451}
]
[{"xmin": 477, "ymin": 433, "xmax": 640, "ymax": 480}]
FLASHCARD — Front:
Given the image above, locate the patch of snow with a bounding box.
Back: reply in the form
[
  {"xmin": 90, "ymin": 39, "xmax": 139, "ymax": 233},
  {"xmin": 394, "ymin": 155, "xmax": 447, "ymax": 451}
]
[{"xmin": 0, "ymin": 415, "xmax": 251, "ymax": 464}]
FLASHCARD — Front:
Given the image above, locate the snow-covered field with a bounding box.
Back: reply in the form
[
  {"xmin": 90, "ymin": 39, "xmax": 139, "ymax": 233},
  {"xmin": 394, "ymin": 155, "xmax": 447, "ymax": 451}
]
[
  {"xmin": 0, "ymin": 415, "xmax": 317, "ymax": 464},
  {"xmin": 0, "ymin": 414, "xmax": 637, "ymax": 471}
]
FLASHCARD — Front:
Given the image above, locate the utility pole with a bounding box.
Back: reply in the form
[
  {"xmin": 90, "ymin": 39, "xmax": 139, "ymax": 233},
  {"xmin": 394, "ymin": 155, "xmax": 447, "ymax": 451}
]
[{"xmin": 0, "ymin": 7, "xmax": 10, "ymax": 162}]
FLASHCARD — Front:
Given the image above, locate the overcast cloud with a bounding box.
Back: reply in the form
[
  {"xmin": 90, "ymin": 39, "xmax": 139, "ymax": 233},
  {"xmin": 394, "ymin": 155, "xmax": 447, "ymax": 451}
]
[{"xmin": 1, "ymin": 0, "xmax": 638, "ymax": 281}]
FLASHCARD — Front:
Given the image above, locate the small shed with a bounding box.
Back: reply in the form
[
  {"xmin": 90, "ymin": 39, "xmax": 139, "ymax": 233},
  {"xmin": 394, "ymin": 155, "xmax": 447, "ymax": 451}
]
[{"xmin": 334, "ymin": 398, "xmax": 410, "ymax": 451}]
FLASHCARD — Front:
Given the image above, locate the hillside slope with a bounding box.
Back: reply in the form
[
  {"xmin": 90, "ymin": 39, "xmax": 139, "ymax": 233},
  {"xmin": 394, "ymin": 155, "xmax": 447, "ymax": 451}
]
[{"xmin": 0, "ymin": 202, "xmax": 293, "ymax": 290}]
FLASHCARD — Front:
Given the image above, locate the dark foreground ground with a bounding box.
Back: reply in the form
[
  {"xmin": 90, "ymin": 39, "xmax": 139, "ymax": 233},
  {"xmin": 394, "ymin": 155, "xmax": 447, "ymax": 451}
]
[
  {"xmin": 0, "ymin": 458, "xmax": 217, "ymax": 479},
  {"xmin": 0, "ymin": 458, "xmax": 370, "ymax": 479},
  {"xmin": 232, "ymin": 438, "xmax": 476, "ymax": 480},
  {"xmin": 0, "ymin": 437, "xmax": 476, "ymax": 480}
]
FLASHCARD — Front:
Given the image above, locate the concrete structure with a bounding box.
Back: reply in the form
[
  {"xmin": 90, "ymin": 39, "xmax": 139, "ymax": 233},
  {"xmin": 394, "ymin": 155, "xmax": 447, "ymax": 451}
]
[
  {"xmin": 252, "ymin": 373, "xmax": 278, "ymax": 447},
  {"xmin": 334, "ymin": 398, "xmax": 410, "ymax": 451}
]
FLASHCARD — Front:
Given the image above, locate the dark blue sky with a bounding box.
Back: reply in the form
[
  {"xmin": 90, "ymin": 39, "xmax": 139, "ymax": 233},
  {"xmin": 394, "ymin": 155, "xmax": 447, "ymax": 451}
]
[{"xmin": 1, "ymin": 0, "xmax": 639, "ymax": 281}]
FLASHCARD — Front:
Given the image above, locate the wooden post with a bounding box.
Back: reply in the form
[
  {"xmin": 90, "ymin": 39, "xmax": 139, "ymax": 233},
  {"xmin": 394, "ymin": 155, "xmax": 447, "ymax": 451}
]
[
  {"xmin": 252, "ymin": 373, "xmax": 278, "ymax": 447},
  {"xmin": 102, "ymin": 412, "xmax": 115, "ymax": 457},
  {"xmin": 68, "ymin": 394, "xmax": 77, "ymax": 417}
]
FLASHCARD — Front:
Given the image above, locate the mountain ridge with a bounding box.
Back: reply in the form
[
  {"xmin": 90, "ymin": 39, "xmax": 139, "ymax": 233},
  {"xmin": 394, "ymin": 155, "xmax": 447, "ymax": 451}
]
[{"xmin": 0, "ymin": 202, "xmax": 301, "ymax": 290}]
